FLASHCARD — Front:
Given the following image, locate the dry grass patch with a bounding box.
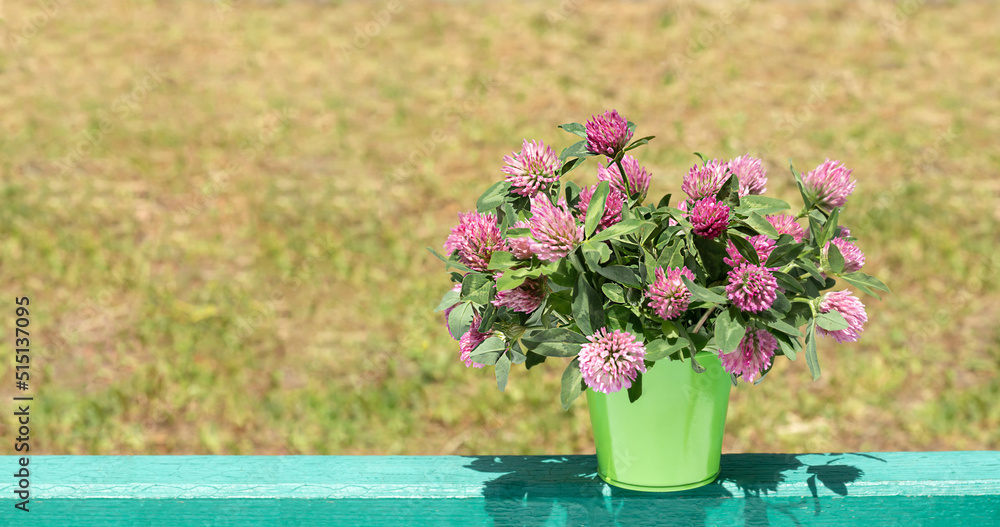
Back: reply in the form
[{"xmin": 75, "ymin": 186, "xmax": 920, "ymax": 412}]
[{"xmin": 0, "ymin": 0, "xmax": 997, "ymax": 454}]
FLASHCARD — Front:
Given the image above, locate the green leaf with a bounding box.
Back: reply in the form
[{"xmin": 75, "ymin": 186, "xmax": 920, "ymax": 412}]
[
  {"xmin": 656, "ymin": 241, "xmax": 685, "ymax": 270},
  {"xmin": 584, "ymin": 181, "xmax": 611, "ymax": 239},
  {"xmin": 604, "ymin": 304, "xmax": 630, "ymax": 331},
  {"xmin": 635, "ymin": 220, "xmax": 656, "ymax": 242},
  {"xmin": 784, "ymin": 302, "xmax": 812, "ymax": 329},
  {"xmin": 548, "ymin": 259, "xmax": 578, "ymax": 289},
  {"xmin": 627, "ymin": 372, "xmax": 643, "ymax": 403},
  {"xmin": 816, "ymin": 310, "xmax": 849, "ymax": 331},
  {"xmin": 797, "ymin": 258, "xmax": 825, "ymax": 283},
  {"xmin": 762, "ymin": 315, "xmax": 803, "ymax": 338},
  {"xmin": 623, "ymin": 285, "xmax": 643, "ymax": 307},
  {"xmin": 656, "ymin": 193, "xmax": 672, "ymax": 208},
  {"xmin": 470, "ymin": 336, "xmax": 506, "ymax": 366},
  {"xmin": 509, "ymin": 347, "xmax": 527, "ymax": 365},
  {"xmin": 802, "ymin": 275, "xmax": 823, "ymax": 298},
  {"xmin": 546, "ymin": 289, "xmax": 573, "ymax": 315},
  {"xmin": 560, "ymin": 157, "xmax": 586, "ymax": 178},
  {"xmin": 693, "ymin": 236, "xmax": 728, "ymax": 283},
  {"xmin": 623, "ymin": 135, "xmax": 655, "ymax": 153},
  {"xmin": 842, "ymin": 272, "xmax": 891, "ymax": 300},
  {"xmin": 753, "ymin": 362, "xmax": 775, "ymax": 385},
  {"xmin": 771, "ymin": 291, "xmax": 791, "ymax": 315},
  {"xmin": 567, "ymin": 249, "xmax": 585, "ymax": 273},
  {"xmin": 808, "ymin": 214, "xmax": 826, "ymax": 247},
  {"xmin": 639, "ymin": 247, "xmax": 657, "ymax": 286},
  {"xmin": 660, "ymin": 320, "xmax": 681, "ymax": 339},
  {"xmin": 673, "ymin": 322, "xmax": 705, "ymax": 373},
  {"xmin": 559, "ymin": 140, "xmax": 591, "ymax": 160},
  {"xmin": 524, "ymin": 350, "xmax": 547, "ymax": 370},
  {"xmin": 560, "ymin": 357, "xmax": 585, "ymax": 410},
  {"xmin": 462, "ymin": 273, "xmax": 494, "ymax": 305},
  {"xmin": 478, "ymin": 302, "xmax": 498, "ymax": 332},
  {"xmin": 644, "ymin": 337, "xmax": 690, "ymax": 361},
  {"xmin": 595, "ymin": 265, "xmax": 643, "ymax": 288},
  {"xmin": 729, "ymin": 235, "xmax": 760, "ymax": 265},
  {"xmin": 476, "ymin": 180, "xmax": 511, "ymax": 212},
  {"xmin": 605, "ymin": 305, "xmax": 642, "ymax": 336},
  {"xmin": 500, "ymin": 201, "xmax": 517, "ymax": 233},
  {"xmin": 805, "ymin": 320, "xmax": 821, "ymax": 380},
  {"xmin": 642, "ymin": 222, "xmax": 665, "ymax": 246},
  {"xmin": 601, "ymin": 282, "xmax": 625, "ymax": 303},
  {"xmin": 522, "ymin": 328, "xmax": 587, "ymax": 357},
  {"xmin": 427, "ymin": 247, "xmax": 472, "ymax": 272},
  {"xmin": 496, "ymin": 271, "xmax": 528, "ymax": 292},
  {"xmin": 826, "ymin": 241, "xmax": 845, "ymax": 274},
  {"xmin": 714, "ymin": 307, "xmax": 747, "ymax": 353},
  {"xmin": 740, "ymin": 195, "xmax": 791, "ymax": 215},
  {"xmin": 572, "ymin": 273, "xmax": 604, "ymax": 336},
  {"xmin": 744, "ymin": 212, "xmax": 781, "ymax": 239},
  {"xmin": 495, "ymin": 353, "xmax": 511, "ymax": 391},
  {"xmin": 681, "ymin": 276, "xmax": 728, "ymax": 304},
  {"xmin": 715, "ymin": 169, "xmax": 741, "ymax": 209},
  {"xmin": 588, "ymin": 219, "xmax": 654, "ymax": 243},
  {"xmin": 487, "ymin": 251, "xmax": 517, "ymax": 271},
  {"xmin": 582, "ymin": 240, "xmax": 612, "ymax": 267},
  {"xmin": 620, "ymin": 200, "xmax": 633, "ymax": 221},
  {"xmin": 774, "ymin": 332, "xmax": 800, "ymax": 360},
  {"xmin": 689, "ymin": 353, "xmax": 706, "ymax": 373},
  {"xmin": 495, "ymin": 261, "xmax": 555, "ymax": 291},
  {"xmin": 447, "ymin": 302, "xmax": 475, "ymax": 338},
  {"xmin": 663, "ymin": 206, "xmax": 693, "ymax": 229},
  {"xmin": 688, "ymin": 332, "xmax": 711, "ymax": 355},
  {"xmin": 558, "ymin": 122, "xmax": 588, "ymax": 138},
  {"xmin": 434, "ymin": 287, "xmax": 462, "ymax": 313},
  {"xmin": 524, "ymin": 327, "xmax": 589, "ymax": 345},
  {"xmin": 821, "ymin": 207, "xmax": 841, "ymax": 245},
  {"xmin": 524, "ymin": 297, "xmax": 547, "ymax": 327},
  {"xmin": 683, "ymin": 252, "xmax": 703, "ymax": 284},
  {"xmin": 791, "ymin": 161, "xmax": 814, "ymax": 209},
  {"xmin": 766, "ymin": 243, "xmax": 806, "ymax": 268}
]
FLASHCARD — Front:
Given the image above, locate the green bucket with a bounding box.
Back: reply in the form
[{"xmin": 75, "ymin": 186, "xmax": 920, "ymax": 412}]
[{"xmin": 585, "ymin": 352, "xmax": 732, "ymax": 492}]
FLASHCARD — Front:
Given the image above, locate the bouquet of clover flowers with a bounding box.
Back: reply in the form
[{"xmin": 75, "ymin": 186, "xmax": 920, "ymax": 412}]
[{"xmin": 432, "ymin": 110, "xmax": 889, "ymax": 409}]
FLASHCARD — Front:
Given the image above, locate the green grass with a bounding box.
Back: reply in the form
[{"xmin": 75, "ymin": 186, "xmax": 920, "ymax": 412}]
[{"xmin": 0, "ymin": 0, "xmax": 998, "ymax": 455}]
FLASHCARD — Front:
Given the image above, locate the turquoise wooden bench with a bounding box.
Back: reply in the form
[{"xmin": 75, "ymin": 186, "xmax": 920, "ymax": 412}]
[{"xmin": 2, "ymin": 452, "xmax": 997, "ymax": 525}]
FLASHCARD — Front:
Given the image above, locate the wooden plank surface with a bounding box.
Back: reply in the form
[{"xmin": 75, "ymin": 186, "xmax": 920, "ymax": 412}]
[{"xmin": 1, "ymin": 452, "xmax": 998, "ymax": 525}]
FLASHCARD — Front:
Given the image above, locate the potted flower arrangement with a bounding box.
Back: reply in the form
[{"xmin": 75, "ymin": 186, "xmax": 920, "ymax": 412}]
[{"xmin": 431, "ymin": 110, "xmax": 889, "ymax": 492}]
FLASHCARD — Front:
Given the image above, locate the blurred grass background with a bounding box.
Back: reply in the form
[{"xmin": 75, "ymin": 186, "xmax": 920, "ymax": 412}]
[{"xmin": 0, "ymin": 0, "xmax": 997, "ymax": 455}]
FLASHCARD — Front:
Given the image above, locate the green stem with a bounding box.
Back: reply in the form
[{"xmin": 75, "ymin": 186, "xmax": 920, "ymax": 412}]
[
  {"xmin": 614, "ymin": 157, "xmax": 634, "ymax": 203},
  {"xmin": 550, "ymin": 181, "xmax": 562, "ymax": 204},
  {"xmin": 611, "ymin": 155, "xmax": 644, "ymax": 246},
  {"xmin": 691, "ymin": 306, "xmax": 716, "ymax": 334},
  {"xmin": 674, "ymin": 323, "xmax": 705, "ymax": 371},
  {"xmin": 808, "ymin": 298, "xmax": 819, "ymax": 318}
]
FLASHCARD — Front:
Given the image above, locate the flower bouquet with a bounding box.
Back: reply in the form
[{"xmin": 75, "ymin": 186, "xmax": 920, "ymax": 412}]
[{"xmin": 431, "ymin": 110, "xmax": 889, "ymax": 490}]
